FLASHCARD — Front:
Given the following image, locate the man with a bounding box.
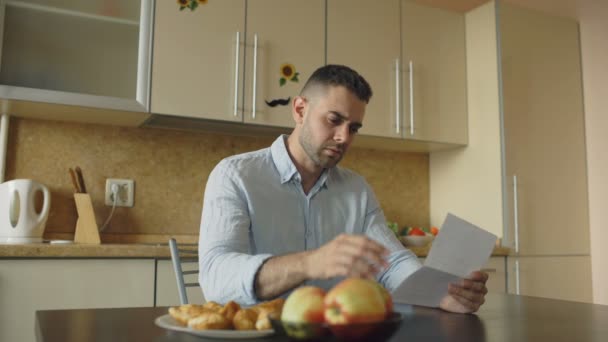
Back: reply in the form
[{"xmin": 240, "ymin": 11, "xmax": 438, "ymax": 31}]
[{"xmin": 198, "ymin": 65, "xmax": 488, "ymax": 313}]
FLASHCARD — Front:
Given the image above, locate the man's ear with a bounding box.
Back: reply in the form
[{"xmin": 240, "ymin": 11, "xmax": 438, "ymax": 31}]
[{"xmin": 292, "ymin": 96, "xmax": 307, "ymax": 125}]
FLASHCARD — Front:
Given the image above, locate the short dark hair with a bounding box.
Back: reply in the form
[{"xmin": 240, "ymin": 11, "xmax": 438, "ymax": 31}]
[{"xmin": 300, "ymin": 64, "xmax": 373, "ymax": 103}]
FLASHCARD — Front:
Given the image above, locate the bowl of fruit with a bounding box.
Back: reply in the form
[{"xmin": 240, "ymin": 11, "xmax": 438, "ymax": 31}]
[
  {"xmin": 272, "ymin": 278, "xmax": 402, "ymax": 342},
  {"xmin": 387, "ymin": 223, "xmax": 438, "ymax": 247}
]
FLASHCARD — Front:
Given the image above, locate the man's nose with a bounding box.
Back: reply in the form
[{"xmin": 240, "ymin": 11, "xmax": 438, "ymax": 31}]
[{"xmin": 334, "ymin": 124, "xmax": 350, "ymax": 143}]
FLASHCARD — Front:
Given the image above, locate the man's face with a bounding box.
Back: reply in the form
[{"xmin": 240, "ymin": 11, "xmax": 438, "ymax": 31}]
[{"xmin": 297, "ymin": 85, "xmax": 366, "ymax": 168}]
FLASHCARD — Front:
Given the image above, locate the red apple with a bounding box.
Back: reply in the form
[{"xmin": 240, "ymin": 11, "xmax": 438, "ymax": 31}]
[
  {"xmin": 370, "ymin": 281, "xmax": 393, "ymax": 316},
  {"xmin": 281, "ymin": 286, "xmax": 326, "ymax": 323},
  {"xmin": 323, "ymin": 278, "xmax": 387, "ymax": 325}
]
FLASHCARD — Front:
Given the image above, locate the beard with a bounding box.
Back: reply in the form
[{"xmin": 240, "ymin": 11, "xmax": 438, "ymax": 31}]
[{"xmin": 299, "ymin": 120, "xmax": 345, "ymax": 169}]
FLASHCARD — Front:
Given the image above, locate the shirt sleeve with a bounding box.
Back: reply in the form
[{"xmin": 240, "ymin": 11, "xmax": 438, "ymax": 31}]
[
  {"xmin": 360, "ymin": 181, "xmax": 422, "ymax": 292},
  {"xmin": 198, "ymin": 160, "xmax": 273, "ymax": 305}
]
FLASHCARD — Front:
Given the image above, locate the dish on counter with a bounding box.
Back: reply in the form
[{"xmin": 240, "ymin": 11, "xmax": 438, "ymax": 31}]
[{"xmin": 399, "ymin": 235, "xmax": 434, "ymax": 247}]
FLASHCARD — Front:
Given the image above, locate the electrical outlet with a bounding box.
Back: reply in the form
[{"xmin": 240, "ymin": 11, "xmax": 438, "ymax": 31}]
[{"xmin": 105, "ymin": 179, "xmax": 135, "ymax": 207}]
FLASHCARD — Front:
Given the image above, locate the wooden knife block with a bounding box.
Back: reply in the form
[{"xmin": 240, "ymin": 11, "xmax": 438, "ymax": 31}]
[{"xmin": 74, "ymin": 193, "xmax": 100, "ymax": 244}]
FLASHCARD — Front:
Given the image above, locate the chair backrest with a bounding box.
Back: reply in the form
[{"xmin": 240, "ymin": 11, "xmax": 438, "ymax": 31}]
[{"xmin": 168, "ymin": 238, "xmax": 199, "ymax": 305}]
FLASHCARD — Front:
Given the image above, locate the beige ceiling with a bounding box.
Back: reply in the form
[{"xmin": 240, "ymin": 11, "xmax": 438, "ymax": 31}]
[
  {"xmin": 410, "ymin": 0, "xmax": 491, "ymax": 12},
  {"xmin": 410, "ymin": 0, "xmax": 580, "ymax": 19}
]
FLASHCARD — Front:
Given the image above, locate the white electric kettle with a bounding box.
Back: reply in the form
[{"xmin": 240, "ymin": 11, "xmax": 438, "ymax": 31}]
[{"xmin": 0, "ymin": 179, "xmax": 51, "ymax": 243}]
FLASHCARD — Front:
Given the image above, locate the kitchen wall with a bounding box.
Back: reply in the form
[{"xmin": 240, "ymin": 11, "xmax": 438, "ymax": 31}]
[
  {"xmin": 430, "ymin": 1, "xmax": 504, "ymax": 237},
  {"xmin": 5, "ymin": 117, "xmax": 430, "ymax": 240}
]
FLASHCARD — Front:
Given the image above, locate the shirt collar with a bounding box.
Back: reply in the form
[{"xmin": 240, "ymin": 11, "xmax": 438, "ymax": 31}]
[
  {"xmin": 271, "ymin": 135, "xmax": 299, "ymax": 184},
  {"xmin": 270, "ymin": 135, "xmax": 333, "ymax": 189}
]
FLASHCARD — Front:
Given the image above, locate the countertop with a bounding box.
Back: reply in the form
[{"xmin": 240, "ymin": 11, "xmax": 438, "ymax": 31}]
[{"xmin": 0, "ymin": 242, "xmax": 509, "ymax": 258}]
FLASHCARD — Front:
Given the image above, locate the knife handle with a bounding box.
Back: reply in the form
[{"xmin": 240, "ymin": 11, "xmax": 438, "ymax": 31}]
[
  {"xmin": 75, "ymin": 166, "xmax": 87, "ymax": 193},
  {"xmin": 69, "ymin": 168, "xmax": 81, "ymax": 193}
]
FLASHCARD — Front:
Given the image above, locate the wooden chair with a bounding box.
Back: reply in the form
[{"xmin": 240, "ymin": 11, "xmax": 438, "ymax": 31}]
[{"xmin": 168, "ymin": 238, "xmax": 199, "ymax": 305}]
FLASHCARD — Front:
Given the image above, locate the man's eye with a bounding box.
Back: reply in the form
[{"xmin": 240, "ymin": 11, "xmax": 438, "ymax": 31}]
[
  {"xmin": 329, "ymin": 116, "xmax": 342, "ymax": 125},
  {"xmin": 350, "ymin": 127, "xmax": 360, "ymax": 134}
]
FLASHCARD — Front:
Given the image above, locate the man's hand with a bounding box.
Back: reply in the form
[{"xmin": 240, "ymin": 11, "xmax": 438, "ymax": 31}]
[
  {"xmin": 304, "ymin": 234, "xmax": 389, "ymax": 280},
  {"xmin": 439, "ymin": 271, "xmax": 489, "ymax": 313}
]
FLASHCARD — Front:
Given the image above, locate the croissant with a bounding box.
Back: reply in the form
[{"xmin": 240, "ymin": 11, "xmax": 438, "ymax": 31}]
[
  {"xmin": 168, "ymin": 304, "xmax": 212, "ymax": 326},
  {"xmin": 187, "ymin": 311, "xmax": 232, "ymax": 330},
  {"xmin": 232, "ymin": 308, "xmax": 259, "ymax": 330}
]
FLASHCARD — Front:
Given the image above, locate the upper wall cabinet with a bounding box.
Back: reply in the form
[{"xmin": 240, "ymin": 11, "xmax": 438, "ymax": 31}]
[
  {"xmin": 243, "ymin": 1, "xmax": 324, "ymax": 128},
  {"xmin": 327, "ymin": 0, "xmax": 402, "ymax": 138},
  {"xmin": 401, "ymin": 0, "xmax": 468, "ymax": 145},
  {"xmin": 0, "ymin": 0, "xmax": 153, "ymax": 118},
  {"xmin": 152, "ymin": 0, "xmax": 324, "ymax": 129},
  {"xmin": 151, "ymin": 0, "xmax": 244, "ymax": 123}
]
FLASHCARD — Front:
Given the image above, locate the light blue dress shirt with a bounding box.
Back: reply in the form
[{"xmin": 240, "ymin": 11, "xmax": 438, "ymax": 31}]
[{"xmin": 198, "ymin": 135, "xmax": 421, "ymax": 305}]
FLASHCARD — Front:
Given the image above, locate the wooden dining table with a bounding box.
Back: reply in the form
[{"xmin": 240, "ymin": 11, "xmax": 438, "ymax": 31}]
[{"xmin": 36, "ymin": 293, "xmax": 608, "ymax": 342}]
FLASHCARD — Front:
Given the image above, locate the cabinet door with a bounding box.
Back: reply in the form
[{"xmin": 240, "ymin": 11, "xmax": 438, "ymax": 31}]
[
  {"xmin": 0, "ymin": 0, "xmax": 152, "ymax": 113},
  {"xmin": 0, "ymin": 259, "xmax": 154, "ymax": 342},
  {"xmin": 484, "ymin": 257, "xmax": 506, "ymax": 293},
  {"xmin": 327, "ymin": 0, "xmax": 401, "ymax": 138},
  {"xmin": 244, "ymin": 0, "xmax": 325, "ymax": 128},
  {"xmin": 501, "ymin": 4, "xmax": 589, "ymax": 255},
  {"xmin": 507, "ymin": 256, "xmax": 592, "ymax": 303},
  {"xmin": 151, "ymin": 0, "xmax": 245, "ymax": 121},
  {"xmin": 420, "ymin": 257, "xmax": 506, "ymax": 293},
  {"xmin": 401, "ymin": 1, "xmax": 467, "ymax": 144},
  {"xmin": 155, "ymin": 259, "xmax": 205, "ymax": 307}
]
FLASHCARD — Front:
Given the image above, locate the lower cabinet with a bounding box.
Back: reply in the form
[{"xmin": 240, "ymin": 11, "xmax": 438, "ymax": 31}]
[
  {"xmin": 507, "ymin": 255, "xmax": 592, "ymax": 303},
  {"xmin": 0, "ymin": 259, "xmax": 155, "ymax": 342},
  {"xmin": 418, "ymin": 256, "xmax": 507, "ymax": 293},
  {"xmin": 484, "ymin": 257, "xmax": 507, "ymax": 293},
  {"xmin": 155, "ymin": 259, "xmax": 205, "ymax": 307}
]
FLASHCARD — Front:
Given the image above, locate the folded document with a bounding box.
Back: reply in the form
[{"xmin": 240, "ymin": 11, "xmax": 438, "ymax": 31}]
[{"xmin": 393, "ymin": 213, "xmax": 497, "ymax": 307}]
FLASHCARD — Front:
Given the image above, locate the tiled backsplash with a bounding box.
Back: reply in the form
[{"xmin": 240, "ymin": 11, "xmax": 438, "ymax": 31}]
[{"xmin": 5, "ymin": 117, "xmax": 429, "ymax": 237}]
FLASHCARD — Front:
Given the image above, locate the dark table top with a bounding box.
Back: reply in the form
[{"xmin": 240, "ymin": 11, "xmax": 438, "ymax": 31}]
[{"xmin": 36, "ymin": 293, "xmax": 608, "ymax": 342}]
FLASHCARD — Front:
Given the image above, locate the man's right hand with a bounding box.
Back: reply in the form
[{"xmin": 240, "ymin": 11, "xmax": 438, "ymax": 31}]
[{"xmin": 304, "ymin": 234, "xmax": 390, "ymax": 280}]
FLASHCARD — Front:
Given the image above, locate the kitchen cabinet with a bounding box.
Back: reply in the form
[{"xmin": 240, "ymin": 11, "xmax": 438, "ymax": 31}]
[
  {"xmin": 155, "ymin": 259, "xmax": 205, "ymax": 306},
  {"xmin": 430, "ymin": 1, "xmax": 591, "ymax": 303},
  {"xmin": 500, "ymin": 3, "xmax": 589, "ymax": 256},
  {"xmin": 0, "ymin": 0, "xmax": 153, "ymax": 125},
  {"xmin": 327, "ymin": 0, "xmax": 401, "ymax": 138},
  {"xmin": 500, "ymin": 4, "xmax": 591, "ymax": 301},
  {"xmin": 151, "ymin": 0, "xmax": 324, "ymax": 129},
  {"xmin": 418, "ymin": 256, "xmax": 507, "ymax": 294},
  {"xmin": 327, "ymin": 0, "xmax": 467, "ymax": 144},
  {"xmin": 0, "ymin": 259, "xmax": 154, "ymax": 342},
  {"xmin": 484, "ymin": 256, "xmax": 506, "ymax": 293},
  {"xmin": 401, "ymin": 0, "xmax": 468, "ymax": 144},
  {"xmin": 507, "ymin": 256, "xmax": 592, "ymax": 303}
]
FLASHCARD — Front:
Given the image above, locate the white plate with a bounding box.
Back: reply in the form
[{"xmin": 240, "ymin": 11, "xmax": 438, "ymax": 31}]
[{"xmin": 155, "ymin": 314, "xmax": 275, "ymax": 339}]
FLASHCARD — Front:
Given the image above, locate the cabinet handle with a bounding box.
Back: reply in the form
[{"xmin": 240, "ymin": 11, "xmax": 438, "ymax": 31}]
[
  {"xmin": 513, "ymin": 175, "xmax": 520, "ymax": 253},
  {"xmin": 395, "ymin": 59, "xmax": 401, "ymax": 135},
  {"xmin": 233, "ymin": 31, "xmax": 241, "ymax": 117},
  {"xmin": 515, "ymin": 259, "xmax": 521, "ymax": 295},
  {"xmin": 409, "ymin": 60, "xmax": 414, "ymax": 136},
  {"xmin": 251, "ymin": 33, "xmax": 258, "ymax": 120}
]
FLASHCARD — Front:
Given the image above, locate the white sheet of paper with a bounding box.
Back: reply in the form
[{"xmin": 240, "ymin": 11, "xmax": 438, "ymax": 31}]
[{"xmin": 392, "ymin": 213, "xmax": 497, "ymax": 307}]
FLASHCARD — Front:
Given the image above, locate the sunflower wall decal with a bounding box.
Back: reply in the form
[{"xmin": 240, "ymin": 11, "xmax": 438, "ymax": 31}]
[
  {"xmin": 178, "ymin": 0, "xmax": 208, "ymax": 11},
  {"xmin": 279, "ymin": 63, "xmax": 299, "ymax": 86}
]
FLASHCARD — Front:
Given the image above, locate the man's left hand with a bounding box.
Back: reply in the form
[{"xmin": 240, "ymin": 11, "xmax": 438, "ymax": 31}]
[{"xmin": 439, "ymin": 271, "xmax": 489, "ymax": 313}]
